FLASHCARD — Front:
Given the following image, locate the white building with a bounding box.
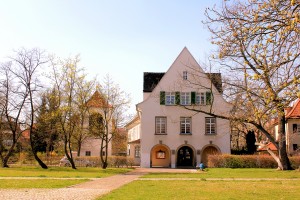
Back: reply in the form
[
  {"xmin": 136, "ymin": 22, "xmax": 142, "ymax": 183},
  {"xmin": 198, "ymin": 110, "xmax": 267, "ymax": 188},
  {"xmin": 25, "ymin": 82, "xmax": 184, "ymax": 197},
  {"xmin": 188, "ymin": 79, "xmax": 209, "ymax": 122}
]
[{"xmin": 131, "ymin": 47, "xmax": 232, "ymax": 168}]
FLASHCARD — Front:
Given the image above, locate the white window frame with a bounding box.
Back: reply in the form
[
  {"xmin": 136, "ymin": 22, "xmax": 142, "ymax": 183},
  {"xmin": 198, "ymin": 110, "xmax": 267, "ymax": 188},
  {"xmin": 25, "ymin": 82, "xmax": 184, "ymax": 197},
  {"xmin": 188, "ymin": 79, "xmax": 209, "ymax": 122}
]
[
  {"xmin": 135, "ymin": 146, "xmax": 141, "ymax": 158},
  {"xmin": 196, "ymin": 92, "xmax": 206, "ymax": 105},
  {"xmin": 205, "ymin": 117, "xmax": 216, "ymax": 135},
  {"xmin": 180, "ymin": 92, "xmax": 191, "ymax": 105},
  {"xmin": 180, "ymin": 117, "xmax": 191, "ymax": 134},
  {"xmin": 183, "ymin": 71, "xmax": 188, "ymax": 80},
  {"xmin": 155, "ymin": 117, "xmax": 167, "ymax": 134},
  {"xmin": 165, "ymin": 92, "xmax": 175, "ymax": 105},
  {"xmin": 85, "ymin": 151, "xmax": 91, "ymax": 156}
]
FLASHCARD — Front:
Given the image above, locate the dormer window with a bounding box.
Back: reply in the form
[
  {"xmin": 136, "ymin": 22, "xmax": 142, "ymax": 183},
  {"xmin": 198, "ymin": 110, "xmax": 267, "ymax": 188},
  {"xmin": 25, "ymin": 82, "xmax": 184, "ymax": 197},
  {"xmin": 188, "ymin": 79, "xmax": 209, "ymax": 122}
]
[{"xmin": 183, "ymin": 71, "xmax": 188, "ymax": 80}]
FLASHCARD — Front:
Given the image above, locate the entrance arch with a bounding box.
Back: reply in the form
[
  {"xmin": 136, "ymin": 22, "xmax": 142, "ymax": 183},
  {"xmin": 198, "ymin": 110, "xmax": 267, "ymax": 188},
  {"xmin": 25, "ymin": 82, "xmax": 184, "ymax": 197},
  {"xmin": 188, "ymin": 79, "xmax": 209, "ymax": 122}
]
[
  {"xmin": 150, "ymin": 144, "xmax": 171, "ymax": 168},
  {"xmin": 201, "ymin": 145, "xmax": 221, "ymax": 166},
  {"xmin": 176, "ymin": 146, "xmax": 195, "ymax": 168}
]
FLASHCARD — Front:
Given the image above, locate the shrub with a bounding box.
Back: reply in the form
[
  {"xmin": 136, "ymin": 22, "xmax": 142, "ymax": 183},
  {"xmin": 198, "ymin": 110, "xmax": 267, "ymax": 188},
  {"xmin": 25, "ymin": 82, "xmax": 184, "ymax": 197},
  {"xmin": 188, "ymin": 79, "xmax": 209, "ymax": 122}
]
[{"xmin": 208, "ymin": 154, "xmax": 278, "ymax": 168}]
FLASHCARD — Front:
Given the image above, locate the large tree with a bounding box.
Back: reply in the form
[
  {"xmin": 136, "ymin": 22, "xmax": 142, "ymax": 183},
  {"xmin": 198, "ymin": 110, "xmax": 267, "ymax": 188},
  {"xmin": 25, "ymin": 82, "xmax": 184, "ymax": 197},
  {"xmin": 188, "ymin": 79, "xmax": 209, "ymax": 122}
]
[
  {"xmin": 50, "ymin": 55, "xmax": 95, "ymax": 169},
  {"xmin": 199, "ymin": 0, "xmax": 300, "ymax": 170},
  {"xmin": 0, "ymin": 48, "xmax": 49, "ymax": 168}
]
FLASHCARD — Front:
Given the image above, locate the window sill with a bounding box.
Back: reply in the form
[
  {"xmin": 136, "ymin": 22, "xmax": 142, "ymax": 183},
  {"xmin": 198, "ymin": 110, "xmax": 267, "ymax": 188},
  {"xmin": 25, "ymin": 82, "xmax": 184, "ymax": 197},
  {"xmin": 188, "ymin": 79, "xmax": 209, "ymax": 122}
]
[
  {"xmin": 180, "ymin": 133, "xmax": 192, "ymax": 135},
  {"xmin": 205, "ymin": 133, "xmax": 217, "ymax": 135},
  {"xmin": 155, "ymin": 133, "xmax": 167, "ymax": 135}
]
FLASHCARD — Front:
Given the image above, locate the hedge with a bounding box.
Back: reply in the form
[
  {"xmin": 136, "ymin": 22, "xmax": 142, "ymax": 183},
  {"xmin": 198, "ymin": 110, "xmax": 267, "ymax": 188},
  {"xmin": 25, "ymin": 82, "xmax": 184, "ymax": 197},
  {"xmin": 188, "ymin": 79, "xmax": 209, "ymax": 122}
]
[{"xmin": 208, "ymin": 154, "xmax": 300, "ymax": 169}]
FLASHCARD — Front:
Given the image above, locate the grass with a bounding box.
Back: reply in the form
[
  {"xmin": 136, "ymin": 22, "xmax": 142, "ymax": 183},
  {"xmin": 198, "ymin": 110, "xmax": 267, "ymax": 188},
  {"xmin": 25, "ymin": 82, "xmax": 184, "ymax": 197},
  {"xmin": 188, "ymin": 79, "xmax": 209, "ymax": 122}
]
[
  {"xmin": 0, "ymin": 166, "xmax": 132, "ymax": 178},
  {"xmin": 142, "ymin": 168, "xmax": 300, "ymax": 179},
  {"xmin": 99, "ymin": 168, "xmax": 300, "ymax": 200},
  {"xmin": 0, "ymin": 166, "xmax": 132, "ymax": 189},
  {"xmin": 0, "ymin": 179, "xmax": 88, "ymax": 189},
  {"xmin": 100, "ymin": 180, "xmax": 300, "ymax": 200}
]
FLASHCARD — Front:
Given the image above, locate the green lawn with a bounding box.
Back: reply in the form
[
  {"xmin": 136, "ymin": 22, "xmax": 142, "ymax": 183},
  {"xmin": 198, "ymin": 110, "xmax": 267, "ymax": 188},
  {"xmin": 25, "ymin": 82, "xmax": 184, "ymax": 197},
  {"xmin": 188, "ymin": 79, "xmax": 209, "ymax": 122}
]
[
  {"xmin": 142, "ymin": 168, "xmax": 300, "ymax": 179},
  {"xmin": 100, "ymin": 180, "xmax": 300, "ymax": 200},
  {"xmin": 99, "ymin": 168, "xmax": 300, "ymax": 200},
  {"xmin": 0, "ymin": 166, "xmax": 132, "ymax": 178},
  {"xmin": 0, "ymin": 167, "xmax": 132, "ymax": 189},
  {"xmin": 0, "ymin": 179, "xmax": 88, "ymax": 189}
]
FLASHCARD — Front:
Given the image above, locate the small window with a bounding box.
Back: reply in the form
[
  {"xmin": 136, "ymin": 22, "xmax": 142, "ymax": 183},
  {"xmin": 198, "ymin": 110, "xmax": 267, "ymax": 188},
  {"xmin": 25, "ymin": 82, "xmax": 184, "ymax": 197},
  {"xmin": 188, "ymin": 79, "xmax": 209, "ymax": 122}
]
[
  {"xmin": 183, "ymin": 71, "xmax": 188, "ymax": 80},
  {"xmin": 135, "ymin": 146, "xmax": 141, "ymax": 158},
  {"xmin": 166, "ymin": 92, "xmax": 176, "ymax": 105},
  {"xmin": 205, "ymin": 117, "xmax": 216, "ymax": 135},
  {"xmin": 293, "ymin": 124, "xmax": 300, "ymax": 134},
  {"xmin": 180, "ymin": 117, "xmax": 191, "ymax": 134},
  {"xmin": 156, "ymin": 150, "xmax": 166, "ymax": 159},
  {"xmin": 85, "ymin": 151, "xmax": 91, "ymax": 156},
  {"xmin": 196, "ymin": 92, "xmax": 206, "ymax": 105},
  {"xmin": 293, "ymin": 144, "xmax": 298, "ymax": 151},
  {"xmin": 180, "ymin": 92, "xmax": 191, "ymax": 105},
  {"xmin": 155, "ymin": 117, "xmax": 167, "ymax": 134}
]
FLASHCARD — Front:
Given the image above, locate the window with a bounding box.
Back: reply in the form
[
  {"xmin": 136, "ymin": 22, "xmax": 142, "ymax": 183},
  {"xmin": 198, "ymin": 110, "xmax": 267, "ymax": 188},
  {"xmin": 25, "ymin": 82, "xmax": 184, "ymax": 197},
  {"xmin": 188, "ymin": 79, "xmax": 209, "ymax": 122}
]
[
  {"xmin": 181, "ymin": 92, "xmax": 191, "ymax": 105},
  {"xmin": 180, "ymin": 117, "xmax": 191, "ymax": 134},
  {"xmin": 135, "ymin": 146, "xmax": 141, "ymax": 158},
  {"xmin": 85, "ymin": 151, "xmax": 91, "ymax": 156},
  {"xmin": 293, "ymin": 124, "xmax": 300, "ymax": 134},
  {"xmin": 166, "ymin": 92, "xmax": 175, "ymax": 105},
  {"xmin": 293, "ymin": 144, "xmax": 298, "ymax": 151},
  {"xmin": 205, "ymin": 117, "xmax": 216, "ymax": 135},
  {"xmin": 196, "ymin": 92, "xmax": 206, "ymax": 105},
  {"xmin": 102, "ymin": 151, "xmax": 106, "ymax": 156},
  {"xmin": 183, "ymin": 71, "xmax": 188, "ymax": 80},
  {"xmin": 155, "ymin": 117, "xmax": 167, "ymax": 134}
]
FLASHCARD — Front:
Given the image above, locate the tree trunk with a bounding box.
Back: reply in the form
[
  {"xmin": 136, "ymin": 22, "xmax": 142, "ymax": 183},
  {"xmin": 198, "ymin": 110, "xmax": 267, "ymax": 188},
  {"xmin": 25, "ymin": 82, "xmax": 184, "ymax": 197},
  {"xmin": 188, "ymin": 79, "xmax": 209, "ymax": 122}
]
[
  {"xmin": 64, "ymin": 135, "xmax": 76, "ymax": 169},
  {"xmin": 32, "ymin": 151, "xmax": 48, "ymax": 169},
  {"xmin": 1, "ymin": 156, "xmax": 9, "ymax": 168},
  {"xmin": 77, "ymin": 141, "xmax": 81, "ymax": 157},
  {"xmin": 277, "ymin": 112, "xmax": 293, "ymax": 170},
  {"xmin": 30, "ymin": 130, "xmax": 48, "ymax": 169}
]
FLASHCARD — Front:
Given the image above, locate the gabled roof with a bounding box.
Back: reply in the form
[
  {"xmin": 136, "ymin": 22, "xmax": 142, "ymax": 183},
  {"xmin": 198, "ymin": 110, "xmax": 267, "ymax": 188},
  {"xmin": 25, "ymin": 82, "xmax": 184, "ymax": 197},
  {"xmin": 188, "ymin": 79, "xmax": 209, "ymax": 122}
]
[
  {"xmin": 86, "ymin": 91, "xmax": 109, "ymax": 108},
  {"xmin": 143, "ymin": 72, "xmax": 223, "ymax": 93},
  {"xmin": 142, "ymin": 47, "xmax": 223, "ymax": 94},
  {"xmin": 286, "ymin": 99, "xmax": 300, "ymax": 119},
  {"xmin": 143, "ymin": 72, "xmax": 165, "ymax": 92}
]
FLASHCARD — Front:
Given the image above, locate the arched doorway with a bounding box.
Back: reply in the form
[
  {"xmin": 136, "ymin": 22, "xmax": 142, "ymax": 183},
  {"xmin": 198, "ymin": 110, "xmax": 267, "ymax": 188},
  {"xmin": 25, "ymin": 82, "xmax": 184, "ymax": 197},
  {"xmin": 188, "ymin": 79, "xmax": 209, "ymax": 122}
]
[
  {"xmin": 176, "ymin": 146, "xmax": 194, "ymax": 168},
  {"xmin": 201, "ymin": 145, "xmax": 221, "ymax": 166},
  {"xmin": 151, "ymin": 145, "xmax": 171, "ymax": 168}
]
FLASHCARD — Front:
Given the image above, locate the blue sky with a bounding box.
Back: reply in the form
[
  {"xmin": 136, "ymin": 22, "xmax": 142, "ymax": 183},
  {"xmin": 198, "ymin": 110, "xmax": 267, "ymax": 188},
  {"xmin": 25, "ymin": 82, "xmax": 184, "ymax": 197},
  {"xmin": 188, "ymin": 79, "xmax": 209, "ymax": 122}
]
[{"xmin": 0, "ymin": 0, "xmax": 221, "ymax": 114}]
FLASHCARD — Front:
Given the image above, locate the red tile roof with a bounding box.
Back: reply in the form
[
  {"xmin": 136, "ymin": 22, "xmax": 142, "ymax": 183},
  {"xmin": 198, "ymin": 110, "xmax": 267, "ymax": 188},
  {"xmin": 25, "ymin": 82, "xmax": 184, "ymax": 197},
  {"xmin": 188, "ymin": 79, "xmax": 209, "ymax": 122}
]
[
  {"xmin": 257, "ymin": 142, "xmax": 277, "ymax": 151},
  {"xmin": 286, "ymin": 99, "xmax": 300, "ymax": 119},
  {"xmin": 86, "ymin": 91, "xmax": 110, "ymax": 108}
]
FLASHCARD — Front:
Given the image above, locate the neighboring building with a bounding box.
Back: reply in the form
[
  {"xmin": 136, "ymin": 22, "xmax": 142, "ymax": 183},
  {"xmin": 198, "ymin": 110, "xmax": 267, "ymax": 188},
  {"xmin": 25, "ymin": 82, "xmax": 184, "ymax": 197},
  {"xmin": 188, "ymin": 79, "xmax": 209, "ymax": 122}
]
[
  {"xmin": 125, "ymin": 115, "xmax": 141, "ymax": 165},
  {"xmin": 275, "ymin": 99, "xmax": 300, "ymax": 155},
  {"xmin": 79, "ymin": 91, "xmax": 113, "ymax": 157},
  {"xmin": 134, "ymin": 47, "xmax": 231, "ymax": 168}
]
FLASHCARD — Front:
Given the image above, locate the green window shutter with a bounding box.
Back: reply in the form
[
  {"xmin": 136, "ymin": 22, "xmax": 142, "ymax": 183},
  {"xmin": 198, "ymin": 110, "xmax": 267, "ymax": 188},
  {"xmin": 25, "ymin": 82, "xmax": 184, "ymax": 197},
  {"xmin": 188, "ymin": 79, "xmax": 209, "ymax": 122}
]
[
  {"xmin": 175, "ymin": 92, "xmax": 180, "ymax": 105},
  {"xmin": 160, "ymin": 91, "xmax": 165, "ymax": 105},
  {"xmin": 206, "ymin": 91, "xmax": 212, "ymax": 105},
  {"xmin": 191, "ymin": 92, "xmax": 196, "ymax": 104}
]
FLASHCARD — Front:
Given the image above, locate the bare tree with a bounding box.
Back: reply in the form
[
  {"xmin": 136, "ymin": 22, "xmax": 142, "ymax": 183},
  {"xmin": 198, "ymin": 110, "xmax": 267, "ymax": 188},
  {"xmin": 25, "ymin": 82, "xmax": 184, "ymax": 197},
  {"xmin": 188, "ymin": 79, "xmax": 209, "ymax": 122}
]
[
  {"xmin": 50, "ymin": 55, "xmax": 94, "ymax": 169},
  {"xmin": 73, "ymin": 75, "xmax": 96, "ymax": 157},
  {"xmin": 91, "ymin": 75, "xmax": 130, "ymax": 169},
  {"xmin": 197, "ymin": 0, "xmax": 300, "ymax": 170},
  {"xmin": 0, "ymin": 48, "xmax": 48, "ymax": 168}
]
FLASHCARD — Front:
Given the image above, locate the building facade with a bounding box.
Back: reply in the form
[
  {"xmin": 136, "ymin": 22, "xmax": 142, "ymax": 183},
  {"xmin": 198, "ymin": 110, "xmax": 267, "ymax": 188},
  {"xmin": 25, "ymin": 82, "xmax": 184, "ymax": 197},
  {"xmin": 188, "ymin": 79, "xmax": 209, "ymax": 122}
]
[
  {"xmin": 136, "ymin": 47, "xmax": 232, "ymax": 168},
  {"xmin": 275, "ymin": 99, "xmax": 300, "ymax": 155}
]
